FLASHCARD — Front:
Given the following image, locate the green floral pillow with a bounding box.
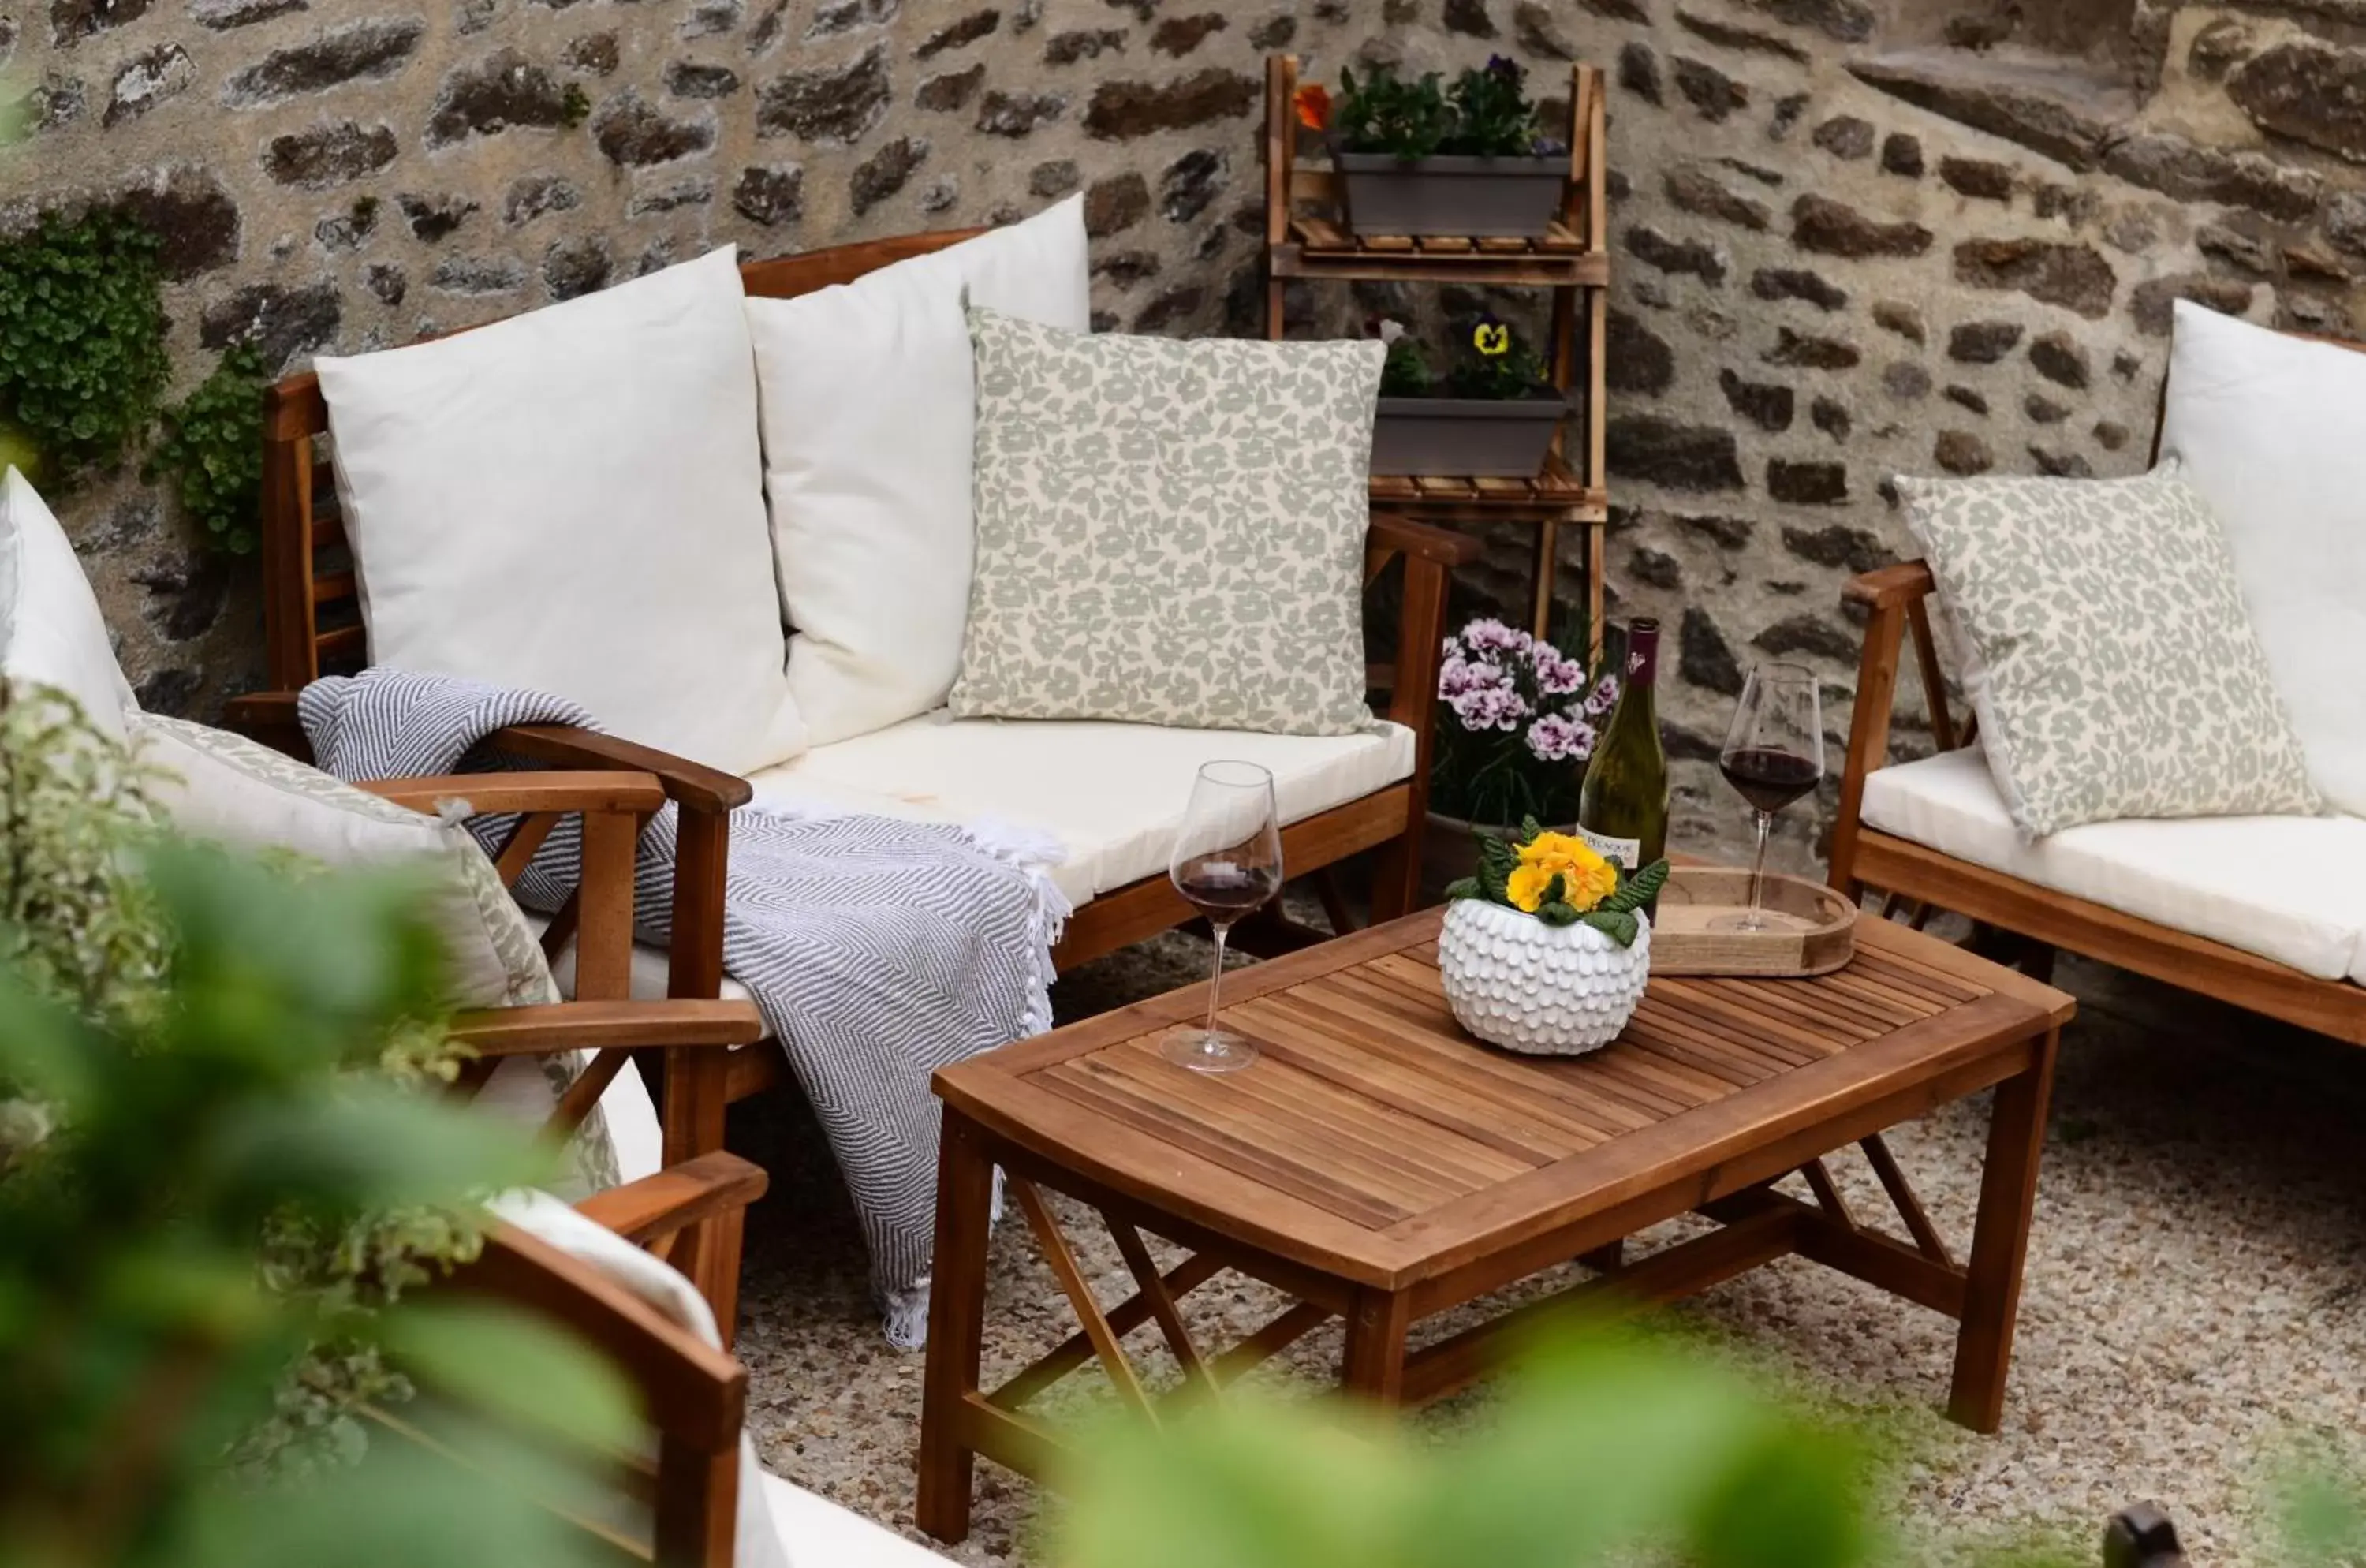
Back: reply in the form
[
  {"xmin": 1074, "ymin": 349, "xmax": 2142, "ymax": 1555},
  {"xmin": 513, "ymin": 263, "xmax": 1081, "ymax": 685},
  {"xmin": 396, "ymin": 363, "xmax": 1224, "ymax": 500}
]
[
  {"xmin": 949, "ymin": 308, "xmax": 1384, "ymax": 735},
  {"xmin": 1897, "ymin": 461, "xmax": 2319, "ymax": 838}
]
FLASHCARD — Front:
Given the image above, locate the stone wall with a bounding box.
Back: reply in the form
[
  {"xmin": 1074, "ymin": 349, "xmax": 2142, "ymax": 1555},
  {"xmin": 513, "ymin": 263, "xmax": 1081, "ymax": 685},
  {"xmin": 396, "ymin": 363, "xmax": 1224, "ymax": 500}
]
[
  {"xmin": 5, "ymin": 0, "xmax": 2361, "ymax": 859},
  {"xmin": 1579, "ymin": 0, "xmax": 2366, "ymax": 853}
]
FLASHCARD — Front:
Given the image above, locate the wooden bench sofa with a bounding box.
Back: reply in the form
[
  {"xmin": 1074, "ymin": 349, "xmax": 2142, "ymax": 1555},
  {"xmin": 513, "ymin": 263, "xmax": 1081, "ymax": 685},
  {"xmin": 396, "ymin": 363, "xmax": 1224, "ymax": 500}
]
[
  {"xmin": 1829, "ymin": 327, "xmax": 2366, "ymax": 1047},
  {"xmin": 230, "ymin": 226, "xmax": 1476, "ymax": 1141}
]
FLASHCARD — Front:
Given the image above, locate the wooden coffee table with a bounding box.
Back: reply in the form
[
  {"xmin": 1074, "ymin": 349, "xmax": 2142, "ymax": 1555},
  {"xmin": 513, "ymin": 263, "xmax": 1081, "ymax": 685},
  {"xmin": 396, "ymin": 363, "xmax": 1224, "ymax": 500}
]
[{"xmin": 916, "ymin": 906, "xmax": 2074, "ymax": 1544}]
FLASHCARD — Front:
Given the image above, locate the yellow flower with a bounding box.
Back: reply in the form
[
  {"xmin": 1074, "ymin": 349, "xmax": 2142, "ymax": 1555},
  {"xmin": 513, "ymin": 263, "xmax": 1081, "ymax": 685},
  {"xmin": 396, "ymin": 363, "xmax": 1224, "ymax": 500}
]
[
  {"xmin": 1517, "ymin": 831, "xmax": 1590, "ymax": 867},
  {"xmin": 1473, "ymin": 319, "xmax": 1511, "ymax": 357},
  {"xmin": 1508, "ymin": 831, "xmax": 1619, "ymax": 913},
  {"xmin": 1506, "ymin": 862, "xmax": 1555, "ymax": 913}
]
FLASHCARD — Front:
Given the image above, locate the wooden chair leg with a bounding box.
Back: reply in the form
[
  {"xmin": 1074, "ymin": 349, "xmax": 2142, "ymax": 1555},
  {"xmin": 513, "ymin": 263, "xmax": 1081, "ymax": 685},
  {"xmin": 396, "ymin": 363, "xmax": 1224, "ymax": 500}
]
[
  {"xmin": 918, "ymin": 1113, "xmax": 996, "ymax": 1546},
  {"xmin": 1368, "ymin": 819, "xmax": 1423, "ymax": 924},
  {"xmin": 1312, "ymin": 868, "xmax": 1358, "ymax": 937}
]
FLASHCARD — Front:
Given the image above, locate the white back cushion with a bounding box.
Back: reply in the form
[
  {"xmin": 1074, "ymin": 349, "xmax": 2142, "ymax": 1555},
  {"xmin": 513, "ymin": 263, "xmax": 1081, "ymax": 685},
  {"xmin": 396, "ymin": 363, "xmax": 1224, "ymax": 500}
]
[
  {"xmin": 0, "ymin": 467, "xmax": 136, "ymax": 741},
  {"xmin": 316, "ymin": 247, "xmax": 805, "ymax": 775},
  {"xmin": 2160, "ymin": 301, "xmax": 2366, "ymax": 815},
  {"xmin": 747, "ymin": 197, "xmax": 1089, "ymax": 747}
]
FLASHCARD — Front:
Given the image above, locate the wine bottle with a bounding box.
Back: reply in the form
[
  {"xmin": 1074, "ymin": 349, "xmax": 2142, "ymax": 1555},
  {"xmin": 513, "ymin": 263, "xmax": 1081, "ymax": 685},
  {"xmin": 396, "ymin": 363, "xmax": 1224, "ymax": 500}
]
[{"xmin": 1577, "ymin": 617, "xmax": 1670, "ymax": 915}]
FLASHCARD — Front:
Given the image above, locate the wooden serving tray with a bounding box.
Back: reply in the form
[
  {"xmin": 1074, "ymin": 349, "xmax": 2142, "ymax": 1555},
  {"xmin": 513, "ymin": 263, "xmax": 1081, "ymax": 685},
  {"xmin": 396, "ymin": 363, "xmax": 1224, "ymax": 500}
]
[{"xmin": 1650, "ymin": 867, "xmax": 1857, "ymax": 977}]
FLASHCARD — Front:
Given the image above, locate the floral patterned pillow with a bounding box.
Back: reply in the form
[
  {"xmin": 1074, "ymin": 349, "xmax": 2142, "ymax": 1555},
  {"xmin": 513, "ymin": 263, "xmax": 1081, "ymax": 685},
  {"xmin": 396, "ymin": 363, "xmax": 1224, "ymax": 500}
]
[
  {"xmin": 1896, "ymin": 461, "xmax": 2320, "ymax": 838},
  {"xmin": 949, "ymin": 308, "xmax": 1383, "ymax": 736}
]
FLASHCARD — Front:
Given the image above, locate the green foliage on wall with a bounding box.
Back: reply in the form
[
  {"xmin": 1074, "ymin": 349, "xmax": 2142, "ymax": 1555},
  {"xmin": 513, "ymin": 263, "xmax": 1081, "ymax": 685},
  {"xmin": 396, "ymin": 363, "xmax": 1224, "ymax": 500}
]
[
  {"xmin": 149, "ymin": 343, "xmax": 267, "ymax": 556},
  {"xmin": 0, "ymin": 211, "xmax": 170, "ymax": 482}
]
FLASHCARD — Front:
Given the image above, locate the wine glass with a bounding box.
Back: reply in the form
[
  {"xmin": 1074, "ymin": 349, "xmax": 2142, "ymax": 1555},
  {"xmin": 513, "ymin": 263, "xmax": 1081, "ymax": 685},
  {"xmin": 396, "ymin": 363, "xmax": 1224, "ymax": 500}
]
[
  {"xmin": 1715, "ymin": 663, "xmax": 1825, "ymax": 934},
  {"xmin": 1165, "ymin": 760, "xmax": 1283, "ymax": 1073}
]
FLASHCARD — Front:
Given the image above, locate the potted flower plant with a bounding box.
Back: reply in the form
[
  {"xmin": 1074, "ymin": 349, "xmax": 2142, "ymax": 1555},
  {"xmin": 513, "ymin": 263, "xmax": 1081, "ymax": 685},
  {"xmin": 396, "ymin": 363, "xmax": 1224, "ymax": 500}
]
[
  {"xmin": 1295, "ymin": 57, "xmax": 1567, "ymax": 238},
  {"xmin": 1438, "ymin": 820, "xmax": 1670, "ymax": 1055},
  {"xmin": 1371, "ymin": 313, "xmax": 1570, "ymax": 478},
  {"xmin": 1423, "ymin": 618, "xmax": 1618, "ymax": 895}
]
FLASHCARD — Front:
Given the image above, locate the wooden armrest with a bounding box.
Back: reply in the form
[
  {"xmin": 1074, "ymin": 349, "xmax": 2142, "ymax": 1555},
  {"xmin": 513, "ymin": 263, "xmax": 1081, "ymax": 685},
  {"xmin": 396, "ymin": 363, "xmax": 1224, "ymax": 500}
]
[
  {"xmin": 447, "ymin": 999, "xmax": 768, "ymax": 1057},
  {"xmin": 1368, "ymin": 510, "xmax": 1483, "ymax": 566},
  {"xmin": 573, "ymin": 1151, "xmax": 769, "ymax": 1248},
  {"xmin": 464, "ymin": 1224, "xmax": 745, "ymax": 1447},
  {"xmin": 222, "ymin": 690, "xmax": 313, "ymax": 762},
  {"xmin": 491, "ymin": 726, "xmax": 752, "ymax": 815},
  {"xmin": 1842, "ymin": 561, "xmax": 1937, "ymax": 610},
  {"xmin": 358, "ymin": 771, "xmax": 666, "ymax": 817}
]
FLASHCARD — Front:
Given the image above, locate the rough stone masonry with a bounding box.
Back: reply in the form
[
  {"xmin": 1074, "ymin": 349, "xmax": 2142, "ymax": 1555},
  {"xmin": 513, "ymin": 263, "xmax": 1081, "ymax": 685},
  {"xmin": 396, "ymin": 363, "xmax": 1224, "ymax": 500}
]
[{"xmin": 3, "ymin": 0, "xmax": 2360, "ymax": 849}]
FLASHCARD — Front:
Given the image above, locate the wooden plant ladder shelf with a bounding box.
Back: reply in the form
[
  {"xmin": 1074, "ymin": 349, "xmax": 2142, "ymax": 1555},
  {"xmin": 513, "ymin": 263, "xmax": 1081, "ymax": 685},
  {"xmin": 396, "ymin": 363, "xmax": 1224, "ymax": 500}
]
[{"xmin": 1262, "ymin": 53, "xmax": 1612, "ymax": 655}]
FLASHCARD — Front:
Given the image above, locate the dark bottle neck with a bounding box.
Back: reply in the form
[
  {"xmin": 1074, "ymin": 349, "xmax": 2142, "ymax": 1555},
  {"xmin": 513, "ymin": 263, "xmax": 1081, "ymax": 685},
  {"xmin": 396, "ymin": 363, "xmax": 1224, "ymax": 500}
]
[{"xmin": 1623, "ymin": 618, "xmax": 1660, "ymax": 696}]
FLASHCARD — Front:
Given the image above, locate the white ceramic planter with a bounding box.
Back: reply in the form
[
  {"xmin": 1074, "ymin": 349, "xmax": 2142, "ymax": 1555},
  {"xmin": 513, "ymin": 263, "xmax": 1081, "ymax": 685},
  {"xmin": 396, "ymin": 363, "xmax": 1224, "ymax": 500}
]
[{"xmin": 1436, "ymin": 898, "xmax": 1651, "ymax": 1056}]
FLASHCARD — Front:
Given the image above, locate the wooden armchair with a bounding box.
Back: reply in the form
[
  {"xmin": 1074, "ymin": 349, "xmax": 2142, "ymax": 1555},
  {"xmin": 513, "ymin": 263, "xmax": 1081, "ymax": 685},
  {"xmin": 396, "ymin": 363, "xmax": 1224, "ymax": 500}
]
[
  {"xmin": 1835, "ymin": 322, "xmax": 2366, "ymax": 1048},
  {"xmin": 1829, "ymin": 562, "xmax": 2366, "ymax": 1047},
  {"xmin": 424, "ymin": 1150, "xmax": 767, "ymax": 1567},
  {"xmin": 246, "ymin": 225, "xmax": 1476, "ymax": 1103},
  {"xmin": 222, "ymin": 697, "xmax": 767, "ymax": 1320}
]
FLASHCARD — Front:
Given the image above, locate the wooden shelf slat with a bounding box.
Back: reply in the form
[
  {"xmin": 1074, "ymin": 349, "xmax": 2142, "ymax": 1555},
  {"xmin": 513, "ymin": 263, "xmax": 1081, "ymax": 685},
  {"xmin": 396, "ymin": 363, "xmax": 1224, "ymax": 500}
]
[{"xmin": 1272, "ymin": 241, "xmax": 1608, "ymax": 289}]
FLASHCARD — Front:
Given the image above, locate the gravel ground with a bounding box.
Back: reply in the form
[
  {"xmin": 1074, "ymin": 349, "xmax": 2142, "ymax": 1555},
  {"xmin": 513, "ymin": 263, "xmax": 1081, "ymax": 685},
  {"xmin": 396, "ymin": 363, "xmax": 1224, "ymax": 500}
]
[{"xmin": 730, "ymin": 916, "xmax": 2366, "ymax": 1567}]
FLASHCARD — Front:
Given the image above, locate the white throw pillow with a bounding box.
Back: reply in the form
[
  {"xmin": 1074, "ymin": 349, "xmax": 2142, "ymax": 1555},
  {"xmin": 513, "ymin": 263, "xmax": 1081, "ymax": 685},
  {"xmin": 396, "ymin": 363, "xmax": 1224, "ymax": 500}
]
[
  {"xmin": 0, "ymin": 466, "xmax": 137, "ymax": 741},
  {"xmin": 747, "ymin": 196, "xmax": 1089, "ymax": 747},
  {"xmin": 135, "ymin": 712, "xmax": 558, "ymax": 1011},
  {"xmin": 2159, "ymin": 301, "xmax": 2366, "ymax": 816},
  {"xmin": 315, "ymin": 247, "xmax": 804, "ymax": 775}
]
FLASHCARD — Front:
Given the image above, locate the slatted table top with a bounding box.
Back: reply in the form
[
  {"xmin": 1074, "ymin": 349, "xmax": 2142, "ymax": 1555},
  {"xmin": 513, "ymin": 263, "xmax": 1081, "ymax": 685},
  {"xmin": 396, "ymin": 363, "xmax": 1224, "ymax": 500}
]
[{"xmin": 936, "ymin": 907, "xmax": 2073, "ymax": 1294}]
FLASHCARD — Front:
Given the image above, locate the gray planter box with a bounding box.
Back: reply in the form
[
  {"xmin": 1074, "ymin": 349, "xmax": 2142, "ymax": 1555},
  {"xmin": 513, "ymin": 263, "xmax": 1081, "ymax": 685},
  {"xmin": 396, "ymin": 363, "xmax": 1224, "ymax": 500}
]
[
  {"xmin": 1372, "ymin": 393, "xmax": 1570, "ymax": 479},
  {"xmin": 1334, "ymin": 153, "xmax": 1566, "ymax": 238}
]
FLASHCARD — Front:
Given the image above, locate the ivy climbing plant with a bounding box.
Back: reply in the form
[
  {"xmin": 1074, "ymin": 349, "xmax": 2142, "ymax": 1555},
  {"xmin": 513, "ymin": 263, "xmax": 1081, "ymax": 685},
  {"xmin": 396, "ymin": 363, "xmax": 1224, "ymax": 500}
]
[
  {"xmin": 0, "ymin": 211, "xmax": 170, "ymax": 481},
  {"xmin": 148, "ymin": 343, "xmax": 267, "ymax": 555}
]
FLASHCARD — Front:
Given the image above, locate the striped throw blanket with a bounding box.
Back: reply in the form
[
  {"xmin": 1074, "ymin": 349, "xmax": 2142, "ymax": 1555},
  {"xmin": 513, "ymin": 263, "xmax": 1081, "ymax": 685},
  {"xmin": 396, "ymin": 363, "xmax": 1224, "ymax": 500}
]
[{"xmin": 298, "ymin": 669, "xmax": 1066, "ymax": 1348}]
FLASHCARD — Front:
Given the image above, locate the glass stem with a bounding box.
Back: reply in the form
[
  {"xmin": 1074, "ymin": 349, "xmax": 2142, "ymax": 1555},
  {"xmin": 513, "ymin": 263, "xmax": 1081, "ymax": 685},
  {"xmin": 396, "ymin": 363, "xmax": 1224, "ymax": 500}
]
[
  {"xmin": 1204, "ymin": 920, "xmax": 1232, "ymax": 1043},
  {"xmin": 1748, "ymin": 808, "xmax": 1774, "ymax": 920}
]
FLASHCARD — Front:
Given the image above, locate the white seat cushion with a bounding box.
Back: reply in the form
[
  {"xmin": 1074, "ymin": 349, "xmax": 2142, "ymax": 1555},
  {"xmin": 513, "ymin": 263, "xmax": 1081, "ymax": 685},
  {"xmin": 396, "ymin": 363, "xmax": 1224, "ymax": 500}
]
[
  {"xmin": 528, "ymin": 715, "xmax": 1412, "ymax": 1015},
  {"xmin": 759, "ymin": 1473, "xmax": 955, "ymax": 1567},
  {"xmin": 1862, "ymin": 747, "xmax": 2366, "ymax": 983},
  {"xmin": 744, "ymin": 712, "xmax": 1417, "ymax": 905}
]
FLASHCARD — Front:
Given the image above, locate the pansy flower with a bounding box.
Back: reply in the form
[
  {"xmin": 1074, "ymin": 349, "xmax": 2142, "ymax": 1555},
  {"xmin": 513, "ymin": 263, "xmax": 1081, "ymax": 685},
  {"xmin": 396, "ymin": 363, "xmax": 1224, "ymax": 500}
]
[{"xmin": 1294, "ymin": 83, "xmax": 1332, "ymax": 132}]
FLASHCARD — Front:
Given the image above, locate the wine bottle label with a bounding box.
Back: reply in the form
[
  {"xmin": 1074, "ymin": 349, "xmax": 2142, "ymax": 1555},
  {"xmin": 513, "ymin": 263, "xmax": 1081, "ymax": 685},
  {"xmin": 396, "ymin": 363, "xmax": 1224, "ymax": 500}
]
[{"xmin": 1579, "ymin": 826, "xmax": 1641, "ymax": 868}]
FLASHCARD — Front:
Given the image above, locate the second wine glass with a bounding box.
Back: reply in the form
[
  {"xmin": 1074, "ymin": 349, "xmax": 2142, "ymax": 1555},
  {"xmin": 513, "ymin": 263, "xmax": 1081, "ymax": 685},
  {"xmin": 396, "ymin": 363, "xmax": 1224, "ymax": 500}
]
[
  {"xmin": 1715, "ymin": 663, "xmax": 1824, "ymax": 934},
  {"xmin": 1165, "ymin": 760, "xmax": 1283, "ymax": 1073}
]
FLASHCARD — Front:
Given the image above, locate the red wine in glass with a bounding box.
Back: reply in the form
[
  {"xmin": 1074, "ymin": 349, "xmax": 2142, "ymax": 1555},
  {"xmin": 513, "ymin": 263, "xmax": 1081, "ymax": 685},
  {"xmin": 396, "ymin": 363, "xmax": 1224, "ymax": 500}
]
[
  {"xmin": 1166, "ymin": 761, "xmax": 1283, "ymax": 1073},
  {"xmin": 1719, "ymin": 747, "xmax": 1822, "ymax": 815},
  {"xmin": 1176, "ymin": 863, "xmax": 1283, "ymax": 923},
  {"xmin": 1715, "ymin": 664, "xmax": 1825, "ymax": 934}
]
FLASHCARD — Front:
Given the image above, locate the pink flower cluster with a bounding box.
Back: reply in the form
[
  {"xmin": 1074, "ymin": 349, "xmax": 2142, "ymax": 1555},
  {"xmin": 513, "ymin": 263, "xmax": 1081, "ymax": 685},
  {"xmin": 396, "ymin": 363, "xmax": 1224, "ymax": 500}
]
[{"xmin": 1438, "ymin": 620, "xmax": 1609, "ymax": 760}]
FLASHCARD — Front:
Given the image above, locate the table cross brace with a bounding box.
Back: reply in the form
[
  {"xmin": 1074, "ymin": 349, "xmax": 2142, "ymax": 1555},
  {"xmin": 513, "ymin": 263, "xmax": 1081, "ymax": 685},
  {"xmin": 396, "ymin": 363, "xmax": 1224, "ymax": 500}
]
[
  {"xmin": 990, "ymin": 1183, "xmax": 1341, "ymax": 1417},
  {"xmin": 1792, "ymin": 1133, "xmax": 1958, "ymax": 1270}
]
